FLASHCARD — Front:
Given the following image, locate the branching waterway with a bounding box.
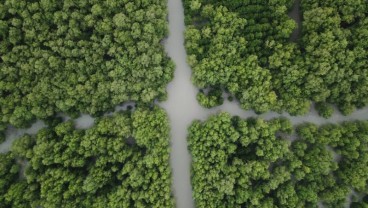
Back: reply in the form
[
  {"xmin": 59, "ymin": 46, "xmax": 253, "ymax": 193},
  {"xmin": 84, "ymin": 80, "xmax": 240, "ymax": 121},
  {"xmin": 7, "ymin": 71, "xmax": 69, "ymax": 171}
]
[
  {"xmin": 161, "ymin": 0, "xmax": 368, "ymax": 207},
  {"xmin": 1, "ymin": 0, "xmax": 368, "ymax": 207}
]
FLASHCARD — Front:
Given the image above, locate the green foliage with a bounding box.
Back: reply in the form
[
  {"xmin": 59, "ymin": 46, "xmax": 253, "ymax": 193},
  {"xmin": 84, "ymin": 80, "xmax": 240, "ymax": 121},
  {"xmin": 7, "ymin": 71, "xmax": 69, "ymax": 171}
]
[
  {"xmin": 3, "ymin": 107, "xmax": 174, "ymax": 208},
  {"xmin": 300, "ymin": 1, "xmax": 368, "ymax": 115},
  {"xmin": 189, "ymin": 113, "xmax": 292, "ymax": 207},
  {"xmin": 0, "ymin": 153, "xmax": 20, "ymax": 208},
  {"xmin": 184, "ymin": 0, "xmax": 298, "ymax": 114},
  {"xmin": 188, "ymin": 113, "xmax": 368, "ymax": 207},
  {"xmin": 315, "ymin": 102, "xmax": 334, "ymax": 118},
  {"xmin": 0, "ymin": 0, "xmax": 174, "ymax": 127},
  {"xmin": 0, "ymin": 123, "xmax": 6, "ymax": 143},
  {"xmin": 184, "ymin": 0, "xmax": 368, "ymax": 115},
  {"xmin": 197, "ymin": 88, "xmax": 224, "ymax": 108}
]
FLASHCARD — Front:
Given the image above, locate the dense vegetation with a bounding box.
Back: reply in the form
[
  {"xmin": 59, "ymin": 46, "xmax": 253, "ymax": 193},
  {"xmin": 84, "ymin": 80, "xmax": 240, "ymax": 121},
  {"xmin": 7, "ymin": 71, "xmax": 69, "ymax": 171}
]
[
  {"xmin": 0, "ymin": 107, "xmax": 174, "ymax": 208},
  {"xmin": 1, "ymin": 0, "xmax": 368, "ymax": 207},
  {"xmin": 0, "ymin": 0, "xmax": 174, "ymax": 128},
  {"xmin": 189, "ymin": 113, "xmax": 368, "ymax": 207},
  {"xmin": 184, "ymin": 0, "xmax": 368, "ymax": 116}
]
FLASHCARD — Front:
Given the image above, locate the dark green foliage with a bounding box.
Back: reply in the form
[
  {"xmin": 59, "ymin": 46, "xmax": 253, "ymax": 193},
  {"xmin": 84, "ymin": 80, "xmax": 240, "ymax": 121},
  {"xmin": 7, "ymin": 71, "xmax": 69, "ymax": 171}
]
[
  {"xmin": 0, "ymin": 0, "xmax": 174, "ymax": 127},
  {"xmin": 0, "ymin": 134, "xmax": 5, "ymax": 144},
  {"xmin": 188, "ymin": 113, "xmax": 293, "ymax": 207},
  {"xmin": 184, "ymin": 0, "xmax": 368, "ymax": 115},
  {"xmin": 3, "ymin": 107, "xmax": 174, "ymax": 208},
  {"xmin": 197, "ymin": 87, "xmax": 224, "ymax": 108},
  {"xmin": 227, "ymin": 95, "xmax": 234, "ymax": 102},
  {"xmin": 300, "ymin": 1, "xmax": 368, "ymax": 115},
  {"xmin": 0, "ymin": 153, "xmax": 20, "ymax": 207},
  {"xmin": 188, "ymin": 113, "xmax": 368, "ymax": 207},
  {"xmin": 0, "ymin": 123, "xmax": 6, "ymax": 143},
  {"xmin": 315, "ymin": 102, "xmax": 334, "ymax": 118},
  {"xmin": 184, "ymin": 0, "xmax": 300, "ymax": 114},
  {"xmin": 184, "ymin": 3, "xmax": 288, "ymax": 113}
]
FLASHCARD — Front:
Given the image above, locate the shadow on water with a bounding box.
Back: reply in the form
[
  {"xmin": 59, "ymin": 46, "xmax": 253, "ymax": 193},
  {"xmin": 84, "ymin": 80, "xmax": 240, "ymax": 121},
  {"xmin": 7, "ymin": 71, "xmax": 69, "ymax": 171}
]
[{"xmin": 289, "ymin": 0, "xmax": 302, "ymax": 42}]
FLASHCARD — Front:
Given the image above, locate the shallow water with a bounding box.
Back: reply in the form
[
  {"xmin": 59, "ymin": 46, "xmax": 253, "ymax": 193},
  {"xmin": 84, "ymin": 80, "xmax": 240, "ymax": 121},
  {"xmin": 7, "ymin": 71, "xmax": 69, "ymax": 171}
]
[
  {"xmin": 0, "ymin": 102, "xmax": 138, "ymax": 154},
  {"xmin": 0, "ymin": 120, "xmax": 46, "ymax": 154}
]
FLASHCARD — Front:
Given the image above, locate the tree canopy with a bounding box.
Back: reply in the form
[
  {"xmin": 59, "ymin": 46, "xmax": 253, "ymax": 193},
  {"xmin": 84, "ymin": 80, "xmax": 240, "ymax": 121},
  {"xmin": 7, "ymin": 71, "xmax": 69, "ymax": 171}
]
[
  {"xmin": 188, "ymin": 113, "xmax": 368, "ymax": 207},
  {"xmin": 184, "ymin": 0, "xmax": 368, "ymax": 115},
  {"xmin": 0, "ymin": 1, "xmax": 176, "ymax": 206},
  {"xmin": 0, "ymin": 0, "xmax": 174, "ymax": 128},
  {"xmin": 0, "ymin": 107, "xmax": 174, "ymax": 208}
]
